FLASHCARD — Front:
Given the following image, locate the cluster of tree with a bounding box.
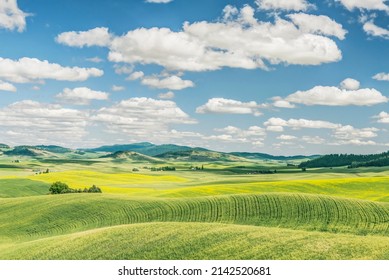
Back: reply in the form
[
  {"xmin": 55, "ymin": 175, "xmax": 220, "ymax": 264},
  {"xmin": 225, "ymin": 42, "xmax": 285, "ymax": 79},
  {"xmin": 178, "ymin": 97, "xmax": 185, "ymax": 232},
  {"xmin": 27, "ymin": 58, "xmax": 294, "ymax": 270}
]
[
  {"xmin": 49, "ymin": 181, "xmax": 102, "ymax": 194},
  {"xmin": 150, "ymin": 166, "xmax": 176, "ymax": 171},
  {"xmin": 189, "ymin": 165, "xmax": 204, "ymax": 170},
  {"xmin": 299, "ymin": 151, "xmax": 389, "ymax": 168},
  {"xmin": 348, "ymin": 157, "xmax": 389, "ymax": 168}
]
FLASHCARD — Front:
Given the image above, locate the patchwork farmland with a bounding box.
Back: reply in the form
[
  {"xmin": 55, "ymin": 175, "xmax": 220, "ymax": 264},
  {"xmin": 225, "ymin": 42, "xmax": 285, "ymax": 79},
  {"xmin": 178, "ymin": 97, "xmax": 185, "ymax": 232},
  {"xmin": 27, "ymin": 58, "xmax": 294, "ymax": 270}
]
[{"xmin": 0, "ymin": 144, "xmax": 389, "ymax": 259}]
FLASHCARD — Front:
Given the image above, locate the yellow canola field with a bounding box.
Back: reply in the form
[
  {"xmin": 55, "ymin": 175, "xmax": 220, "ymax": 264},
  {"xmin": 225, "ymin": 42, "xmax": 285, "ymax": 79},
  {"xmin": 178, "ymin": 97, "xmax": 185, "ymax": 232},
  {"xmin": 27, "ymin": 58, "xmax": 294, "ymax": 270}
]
[{"xmin": 30, "ymin": 170, "xmax": 187, "ymax": 191}]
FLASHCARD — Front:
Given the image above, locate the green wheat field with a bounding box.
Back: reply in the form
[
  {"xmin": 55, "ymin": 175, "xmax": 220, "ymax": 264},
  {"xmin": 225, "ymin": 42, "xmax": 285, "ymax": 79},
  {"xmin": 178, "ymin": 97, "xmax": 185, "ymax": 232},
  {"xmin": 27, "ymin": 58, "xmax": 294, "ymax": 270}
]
[{"xmin": 1, "ymin": 144, "xmax": 389, "ymax": 260}]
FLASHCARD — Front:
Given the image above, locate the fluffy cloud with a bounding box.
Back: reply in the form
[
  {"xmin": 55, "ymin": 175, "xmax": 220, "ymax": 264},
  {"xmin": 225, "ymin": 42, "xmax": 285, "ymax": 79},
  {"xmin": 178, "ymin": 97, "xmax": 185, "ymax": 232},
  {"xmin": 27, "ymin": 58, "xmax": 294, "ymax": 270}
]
[
  {"xmin": 91, "ymin": 97, "xmax": 196, "ymax": 138},
  {"xmin": 158, "ymin": 91, "xmax": 175, "ymax": 99},
  {"xmin": 255, "ymin": 0, "xmax": 313, "ymax": 11},
  {"xmin": 340, "ymin": 78, "xmax": 360, "ymax": 90},
  {"xmin": 128, "ymin": 71, "xmax": 145, "ymax": 81},
  {"xmin": 374, "ymin": 111, "xmax": 389, "ymax": 123},
  {"xmin": 196, "ymin": 98, "xmax": 266, "ymax": 116},
  {"xmin": 208, "ymin": 125, "xmax": 266, "ymax": 145},
  {"xmin": 363, "ymin": 21, "xmax": 389, "ymax": 39},
  {"xmin": 61, "ymin": 5, "xmax": 344, "ymax": 73},
  {"xmin": 333, "ymin": 125, "xmax": 378, "ymax": 140},
  {"xmin": 0, "ymin": 57, "xmax": 103, "ymax": 83},
  {"xmin": 373, "ymin": 72, "xmax": 389, "ymax": 81},
  {"xmin": 56, "ymin": 87, "xmax": 109, "ymax": 105},
  {"xmin": 0, "ymin": 80, "xmax": 16, "ymax": 92},
  {"xmin": 279, "ymin": 80, "xmax": 387, "ymax": 106},
  {"xmin": 0, "ymin": 0, "xmax": 28, "ymax": 32},
  {"xmin": 336, "ymin": 139, "xmax": 377, "ymax": 146},
  {"xmin": 272, "ymin": 97, "xmax": 295, "ymax": 108},
  {"xmin": 337, "ymin": 0, "xmax": 389, "ymax": 11},
  {"xmin": 141, "ymin": 75, "xmax": 194, "ymax": 90},
  {"xmin": 0, "ymin": 100, "xmax": 88, "ymax": 145},
  {"xmin": 287, "ymin": 13, "xmax": 347, "ymax": 39},
  {"xmin": 264, "ymin": 117, "xmax": 340, "ymax": 132},
  {"xmin": 265, "ymin": 117, "xmax": 379, "ymax": 146},
  {"xmin": 56, "ymin": 27, "xmax": 112, "ymax": 47},
  {"xmin": 277, "ymin": 134, "xmax": 297, "ymax": 140}
]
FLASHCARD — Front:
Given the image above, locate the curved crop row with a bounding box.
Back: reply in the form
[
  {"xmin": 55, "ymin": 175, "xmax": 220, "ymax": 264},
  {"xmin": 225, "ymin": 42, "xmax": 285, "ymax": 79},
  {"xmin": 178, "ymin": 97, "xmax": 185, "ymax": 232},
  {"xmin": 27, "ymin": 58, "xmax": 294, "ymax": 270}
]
[
  {"xmin": 2, "ymin": 222, "xmax": 389, "ymax": 260},
  {"xmin": 0, "ymin": 192, "xmax": 389, "ymax": 242}
]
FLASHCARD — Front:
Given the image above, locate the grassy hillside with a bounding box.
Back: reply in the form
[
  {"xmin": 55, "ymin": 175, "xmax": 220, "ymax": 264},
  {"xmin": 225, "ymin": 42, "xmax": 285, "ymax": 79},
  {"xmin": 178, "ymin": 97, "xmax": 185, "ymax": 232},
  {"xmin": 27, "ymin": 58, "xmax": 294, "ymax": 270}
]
[
  {"xmin": 1, "ymin": 144, "xmax": 389, "ymax": 260},
  {"xmin": 27, "ymin": 170, "xmax": 389, "ymax": 201},
  {"xmin": 1, "ymin": 193, "xmax": 388, "ymax": 244},
  {"xmin": 100, "ymin": 151, "xmax": 163, "ymax": 163},
  {"xmin": 85, "ymin": 142, "xmax": 196, "ymax": 156},
  {"xmin": 0, "ymin": 179, "xmax": 50, "ymax": 198},
  {"xmin": 2, "ymin": 222, "xmax": 389, "ymax": 260}
]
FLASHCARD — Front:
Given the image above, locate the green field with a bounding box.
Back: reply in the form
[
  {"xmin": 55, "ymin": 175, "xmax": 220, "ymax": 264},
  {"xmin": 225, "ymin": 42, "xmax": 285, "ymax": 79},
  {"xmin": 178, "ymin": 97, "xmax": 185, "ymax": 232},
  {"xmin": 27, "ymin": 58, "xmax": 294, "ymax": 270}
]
[{"xmin": 1, "ymin": 152, "xmax": 389, "ymax": 259}]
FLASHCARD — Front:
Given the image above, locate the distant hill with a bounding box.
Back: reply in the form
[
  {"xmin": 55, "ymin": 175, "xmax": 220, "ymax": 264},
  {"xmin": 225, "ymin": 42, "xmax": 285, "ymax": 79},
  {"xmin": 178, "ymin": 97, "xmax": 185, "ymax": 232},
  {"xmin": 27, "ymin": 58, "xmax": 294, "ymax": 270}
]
[
  {"xmin": 155, "ymin": 149, "xmax": 247, "ymax": 162},
  {"xmin": 34, "ymin": 145, "xmax": 73, "ymax": 154},
  {"xmin": 299, "ymin": 151, "xmax": 389, "ymax": 168},
  {"xmin": 100, "ymin": 151, "xmax": 163, "ymax": 163},
  {"xmin": 3, "ymin": 146, "xmax": 58, "ymax": 157},
  {"xmin": 230, "ymin": 152, "xmax": 318, "ymax": 161},
  {"xmin": 84, "ymin": 142, "xmax": 197, "ymax": 156},
  {"xmin": 0, "ymin": 144, "xmax": 10, "ymax": 149}
]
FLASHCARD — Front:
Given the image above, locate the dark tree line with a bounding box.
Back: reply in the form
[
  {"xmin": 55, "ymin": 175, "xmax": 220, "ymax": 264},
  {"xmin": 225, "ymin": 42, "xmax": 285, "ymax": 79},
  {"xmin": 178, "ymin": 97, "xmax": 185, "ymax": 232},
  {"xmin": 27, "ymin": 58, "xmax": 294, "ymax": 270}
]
[{"xmin": 299, "ymin": 151, "xmax": 389, "ymax": 168}]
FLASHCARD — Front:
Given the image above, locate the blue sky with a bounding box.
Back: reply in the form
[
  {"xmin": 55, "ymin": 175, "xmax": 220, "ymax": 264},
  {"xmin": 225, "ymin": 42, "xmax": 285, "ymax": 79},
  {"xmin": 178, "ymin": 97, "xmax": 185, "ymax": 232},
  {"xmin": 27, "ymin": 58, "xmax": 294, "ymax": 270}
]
[{"xmin": 0, "ymin": 0, "xmax": 389, "ymax": 155}]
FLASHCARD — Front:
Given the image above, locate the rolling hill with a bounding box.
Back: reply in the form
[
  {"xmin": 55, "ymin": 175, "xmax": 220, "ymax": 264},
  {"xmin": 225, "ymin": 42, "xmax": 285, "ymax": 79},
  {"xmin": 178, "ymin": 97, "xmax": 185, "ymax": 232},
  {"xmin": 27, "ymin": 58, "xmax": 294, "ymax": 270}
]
[
  {"xmin": 3, "ymin": 146, "xmax": 58, "ymax": 157},
  {"xmin": 1, "ymin": 192, "xmax": 389, "ymax": 259},
  {"xmin": 100, "ymin": 151, "xmax": 164, "ymax": 163},
  {"xmin": 84, "ymin": 142, "xmax": 197, "ymax": 156},
  {"xmin": 155, "ymin": 149, "xmax": 248, "ymax": 162}
]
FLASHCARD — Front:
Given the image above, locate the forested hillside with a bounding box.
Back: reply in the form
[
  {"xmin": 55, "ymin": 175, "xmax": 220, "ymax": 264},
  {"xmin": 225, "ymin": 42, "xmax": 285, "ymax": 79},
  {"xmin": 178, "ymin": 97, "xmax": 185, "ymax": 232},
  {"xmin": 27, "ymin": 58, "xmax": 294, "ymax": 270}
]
[{"xmin": 299, "ymin": 151, "xmax": 389, "ymax": 168}]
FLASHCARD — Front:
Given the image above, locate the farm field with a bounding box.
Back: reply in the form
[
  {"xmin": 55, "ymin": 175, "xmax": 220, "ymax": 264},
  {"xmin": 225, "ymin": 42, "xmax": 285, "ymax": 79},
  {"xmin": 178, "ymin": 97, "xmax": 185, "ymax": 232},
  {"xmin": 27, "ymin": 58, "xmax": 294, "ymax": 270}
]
[{"xmin": 0, "ymin": 148, "xmax": 389, "ymax": 260}]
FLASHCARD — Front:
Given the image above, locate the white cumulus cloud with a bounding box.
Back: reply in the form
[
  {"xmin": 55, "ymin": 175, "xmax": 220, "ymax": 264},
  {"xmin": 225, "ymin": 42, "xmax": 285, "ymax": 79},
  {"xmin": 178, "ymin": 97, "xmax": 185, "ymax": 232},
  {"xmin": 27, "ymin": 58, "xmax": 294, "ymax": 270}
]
[
  {"xmin": 56, "ymin": 87, "xmax": 109, "ymax": 105},
  {"xmin": 264, "ymin": 117, "xmax": 340, "ymax": 131},
  {"xmin": 374, "ymin": 111, "xmax": 389, "ymax": 123},
  {"xmin": 0, "ymin": 100, "xmax": 89, "ymax": 145},
  {"xmin": 0, "ymin": 57, "xmax": 103, "ymax": 83},
  {"xmin": 337, "ymin": 0, "xmax": 389, "ymax": 11},
  {"xmin": 373, "ymin": 72, "xmax": 389, "ymax": 81},
  {"xmin": 0, "ymin": 0, "xmax": 28, "ymax": 32},
  {"xmin": 196, "ymin": 98, "xmax": 266, "ymax": 116},
  {"xmin": 255, "ymin": 0, "xmax": 314, "ymax": 11},
  {"xmin": 56, "ymin": 27, "xmax": 112, "ymax": 47},
  {"xmin": 363, "ymin": 21, "xmax": 389, "ymax": 39},
  {"xmin": 0, "ymin": 80, "xmax": 16, "ymax": 92},
  {"xmin": 91, "ymin": 97, "xmax": 196, "ymax": 139},
  {"xmin": 340, "ymin": 78, "xmax": 360, "ymax": 90},
  {"xmin": 141, "ymin": 75, "xmax": 194, "ymax": 90},
  {"xmin": 279, "ymin": 80, "xmax": 387, "ymax": 106},
  {"xmin": 287, "ymin": 13, "xmax": 347, "ymax": 40},
  {"xmin": 63, "ymin": 5, "xmax": 344, "ymax": 73}
]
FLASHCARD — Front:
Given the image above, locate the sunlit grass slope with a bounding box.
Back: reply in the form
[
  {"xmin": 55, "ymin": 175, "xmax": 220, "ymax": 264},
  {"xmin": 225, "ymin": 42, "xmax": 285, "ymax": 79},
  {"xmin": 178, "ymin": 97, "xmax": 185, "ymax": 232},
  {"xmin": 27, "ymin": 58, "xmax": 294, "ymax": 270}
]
[
  {"xmin": 159, "ymin": 177, "xmax": 389, "ymax": 202},
  {"xmin": 2, "ymin": 222, "xmax": 389, "ymax": 260},
  {"xmin": 28, "ymin": 170, "xmax": 389, "ymax": 202},
  {"xmin": 0, "ymin": 179, "xmax": 49, "ymax": 198},
  {"xmin": 1, "ymin": 193, "xmax": 389, "ymax": 244}
]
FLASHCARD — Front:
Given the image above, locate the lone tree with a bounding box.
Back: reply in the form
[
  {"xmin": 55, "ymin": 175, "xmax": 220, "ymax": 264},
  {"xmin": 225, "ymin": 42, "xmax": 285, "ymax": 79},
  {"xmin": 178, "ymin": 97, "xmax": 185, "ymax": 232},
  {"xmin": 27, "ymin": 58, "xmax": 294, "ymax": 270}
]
[{"xmin": 49, "ymin": 181, "xmax": 71, "ymax": 194}]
